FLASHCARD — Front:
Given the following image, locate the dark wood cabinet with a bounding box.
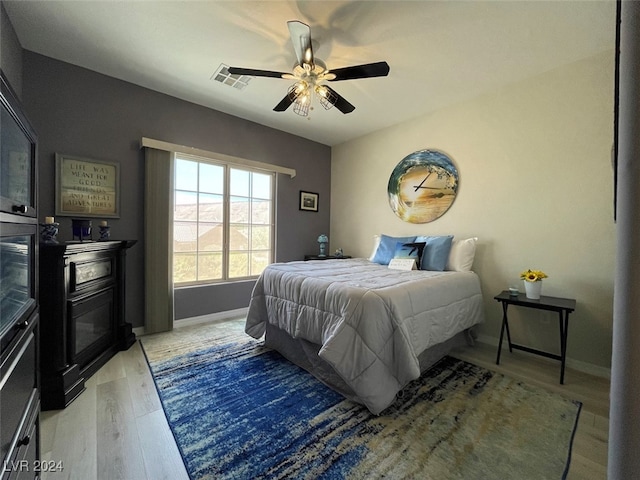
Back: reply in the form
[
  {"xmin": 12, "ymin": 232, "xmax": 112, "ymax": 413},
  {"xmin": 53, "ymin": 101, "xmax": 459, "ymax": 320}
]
[
  {"xmin": 0, "ymin": 319, "xmax": 39, "ymax": 480},
  {"xmin": 0, "ymin": 71, "xmax": 40, "ymax": 480},
  {"xmin": 39, "ymin": 240, "xmax": 136, "ymax": 410}
]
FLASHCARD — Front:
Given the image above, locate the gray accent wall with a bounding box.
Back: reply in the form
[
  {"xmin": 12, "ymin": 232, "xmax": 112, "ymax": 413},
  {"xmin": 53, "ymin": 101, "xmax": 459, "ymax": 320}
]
[
  {"xmin": 20, "ymin": 51, "xmax": 331, "ymax": 326},
  {"xmin": 1, "ymin": 3, "xmax": 23, "ymax": 97}
]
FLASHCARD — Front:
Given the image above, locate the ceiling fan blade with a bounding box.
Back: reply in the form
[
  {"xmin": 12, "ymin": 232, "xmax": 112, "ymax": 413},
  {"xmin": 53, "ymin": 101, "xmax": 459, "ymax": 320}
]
[
  {"xmin": 273, "ymin": 91, "xmax": 298, "ymax": 112},
  {"xmin": 227, "ymin": 67, "xmax": 288, "ymax": 79},
  {"xmin": 323, "ymin": 86, "xmax": 355, "ymax": 114},
  {"xmin": 327, "ymin": 61, "xmax": 390, "ymax": 81},
  {"xmin": 287, "ymin": 20, "xmax": 314, "ymax": 67}
]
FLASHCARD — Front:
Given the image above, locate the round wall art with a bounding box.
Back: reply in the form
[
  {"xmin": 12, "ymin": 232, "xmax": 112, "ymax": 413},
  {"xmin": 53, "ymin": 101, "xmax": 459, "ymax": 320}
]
[{"xmin": 387, "ymin": 149, "xmax": 459, "ymax": 223}]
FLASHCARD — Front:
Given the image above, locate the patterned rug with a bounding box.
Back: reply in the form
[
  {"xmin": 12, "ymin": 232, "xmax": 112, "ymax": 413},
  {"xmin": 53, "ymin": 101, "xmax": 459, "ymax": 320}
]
[{"xmin": 140, "ymin": 320, "xmax": 581, "ymax": 480}]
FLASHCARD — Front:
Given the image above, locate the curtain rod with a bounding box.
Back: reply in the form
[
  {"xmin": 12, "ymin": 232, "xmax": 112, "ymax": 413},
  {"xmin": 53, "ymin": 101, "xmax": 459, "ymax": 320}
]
[{"xmin": 140, "ymin": 137, "xmax": 296, "ymax": 178}]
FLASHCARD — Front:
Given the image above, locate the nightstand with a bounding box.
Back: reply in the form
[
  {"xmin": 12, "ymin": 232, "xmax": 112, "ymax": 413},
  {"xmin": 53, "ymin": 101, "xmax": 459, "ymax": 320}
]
[
  {"xmin": 304, "ymin": 255, "xmax": 352, "ymax": 261},
  {"xmin": 494, "ymin": 290, "xmax": 576, "ymax": 384}
]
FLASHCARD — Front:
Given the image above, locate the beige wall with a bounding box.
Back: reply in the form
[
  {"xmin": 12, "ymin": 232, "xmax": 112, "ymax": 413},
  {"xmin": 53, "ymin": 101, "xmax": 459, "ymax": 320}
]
[{"xmin": 331, "ymin": 50, "xmax": 615, "ymax": 370}]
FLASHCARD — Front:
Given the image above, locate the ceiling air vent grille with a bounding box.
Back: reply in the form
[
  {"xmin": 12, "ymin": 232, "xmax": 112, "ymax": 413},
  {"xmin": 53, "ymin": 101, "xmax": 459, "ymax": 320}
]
[{"xmin": 211, "ymin": 64, "xmax": 251, "ymax": 90}]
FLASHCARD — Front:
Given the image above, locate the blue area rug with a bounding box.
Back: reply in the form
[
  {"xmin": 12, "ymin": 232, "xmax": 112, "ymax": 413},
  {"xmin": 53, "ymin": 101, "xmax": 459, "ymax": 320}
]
[{"xmin": 141, "ymin": 321, "xmax": 581, "ymax": 480}]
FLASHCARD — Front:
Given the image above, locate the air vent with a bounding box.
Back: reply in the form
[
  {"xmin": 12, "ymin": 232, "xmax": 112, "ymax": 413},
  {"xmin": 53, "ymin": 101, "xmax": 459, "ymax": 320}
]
[{"xmin": 211, "ymin": 64, "xmax": 251, "ymax": 90}]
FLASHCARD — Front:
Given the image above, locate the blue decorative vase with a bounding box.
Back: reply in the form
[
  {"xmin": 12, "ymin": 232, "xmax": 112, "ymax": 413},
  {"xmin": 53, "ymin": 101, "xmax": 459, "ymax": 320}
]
[
  {"xmin": 40, "ymin": 223, "xmax": 59, "ymax": 244},
  {"xmin": 98, "ymin": 225, "xmax": 111, "ymax": 241},
  {"xmin": 72, "ymin": 219, "xmax": 92, "ymax": 241}
]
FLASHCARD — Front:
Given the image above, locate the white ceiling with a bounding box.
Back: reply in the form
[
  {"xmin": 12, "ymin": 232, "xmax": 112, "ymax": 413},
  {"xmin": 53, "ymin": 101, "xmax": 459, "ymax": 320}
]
[{"xmin": 4, "ymin": 1, "xmax": 615, "ymax": 146}]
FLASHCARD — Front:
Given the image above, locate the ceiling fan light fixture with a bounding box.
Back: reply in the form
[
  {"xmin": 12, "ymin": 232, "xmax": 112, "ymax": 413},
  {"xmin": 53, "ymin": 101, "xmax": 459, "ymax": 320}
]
[
  {"xmin": 315, "ymin": 85, "xmax": 336, "ymax": 110},
  {"xmin": 292, "ymin": 97, "xmax": 310, "ymax": 117},
  {"xmin": 288, "ymin": 81, "xmax": 306, "ymax": 100},
  {"xmin": 287, "ymin": 83, "xmax": 310, "ymax": 117}
]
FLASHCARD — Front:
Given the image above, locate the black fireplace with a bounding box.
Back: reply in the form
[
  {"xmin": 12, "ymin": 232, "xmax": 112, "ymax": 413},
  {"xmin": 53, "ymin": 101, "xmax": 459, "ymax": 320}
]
[
  {"xmin": 70, "ymin": 287, "xmax": 115, "ymax": 371},
  {"xmin": 39, "ymin": 240, "xmax": 136, "ymax": 410}
]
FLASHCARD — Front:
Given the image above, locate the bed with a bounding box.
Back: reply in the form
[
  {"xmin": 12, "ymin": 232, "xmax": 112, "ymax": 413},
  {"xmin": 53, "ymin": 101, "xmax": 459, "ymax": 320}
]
[{"xmin": 245, "ymin": 257, "xmax": 484, "ymax": 414}]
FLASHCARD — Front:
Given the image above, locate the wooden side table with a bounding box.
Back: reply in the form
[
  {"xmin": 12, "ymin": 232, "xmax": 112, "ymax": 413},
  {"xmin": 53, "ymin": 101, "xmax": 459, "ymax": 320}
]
[
  {"xmin": 304, "ymin": 255, "xmax": 352, "ymax": 260},
  {"xmin": 494, "ymin": 290, "xmax": 576, "ymax": 384}
]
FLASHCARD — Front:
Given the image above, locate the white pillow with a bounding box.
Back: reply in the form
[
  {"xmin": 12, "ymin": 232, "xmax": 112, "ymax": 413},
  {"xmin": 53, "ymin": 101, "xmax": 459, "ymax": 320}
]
[
  {"xmin": 368, "ymin": 234, "xmax": 381, "ymax": 261},
  {"xmin": 446, "ymin": 237, "xmax": 478, "ymax": 272}
]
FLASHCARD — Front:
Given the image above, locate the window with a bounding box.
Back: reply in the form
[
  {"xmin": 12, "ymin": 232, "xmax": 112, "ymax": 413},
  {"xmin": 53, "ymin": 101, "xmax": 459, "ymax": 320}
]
[{"xmin": 173, "ymin": 155, "xmax": 274, "ymax": 285}]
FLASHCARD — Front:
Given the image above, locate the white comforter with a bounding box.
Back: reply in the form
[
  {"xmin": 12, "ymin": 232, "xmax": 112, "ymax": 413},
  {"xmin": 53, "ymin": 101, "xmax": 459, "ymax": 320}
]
[{"xmin": 245, "ymin": 258, "xmax": 484, "ymax": 414}]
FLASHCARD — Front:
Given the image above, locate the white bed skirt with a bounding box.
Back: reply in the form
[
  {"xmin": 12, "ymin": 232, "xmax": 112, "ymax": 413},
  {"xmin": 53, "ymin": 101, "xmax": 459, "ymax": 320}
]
[{"xmin": 264, "ymin": 321, "xmax": 476, "ymax": 412}]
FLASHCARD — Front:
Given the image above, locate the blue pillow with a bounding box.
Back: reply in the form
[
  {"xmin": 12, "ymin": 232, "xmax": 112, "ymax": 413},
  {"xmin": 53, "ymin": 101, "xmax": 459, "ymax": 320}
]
[
  {"xmin": 393, "ymin": 241, "xmax": 426, "ymax": 264},
  {"xmin": 371, "ymin": 234, "xmax": 417, "ymax": 265},
  {"xmin": 415, "ymin": 235, "xmax": 454, "ymax": 271}
]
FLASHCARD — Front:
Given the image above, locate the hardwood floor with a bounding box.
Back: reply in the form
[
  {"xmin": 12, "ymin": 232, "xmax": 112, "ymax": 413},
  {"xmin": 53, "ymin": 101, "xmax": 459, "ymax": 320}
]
[
  {"xmin": 40, "ymin": 319, "xmax": 609, "ymax": 479},
  {"xmin": 40, "ymin": 340, "xmax": 189, "ymax": 480}
]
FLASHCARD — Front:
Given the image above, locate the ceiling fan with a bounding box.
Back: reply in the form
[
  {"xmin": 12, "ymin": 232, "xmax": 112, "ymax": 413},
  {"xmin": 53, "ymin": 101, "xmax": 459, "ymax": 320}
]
[{"xmin": 227, "ymin": 21, "xmax": 390, "ymax": 117}]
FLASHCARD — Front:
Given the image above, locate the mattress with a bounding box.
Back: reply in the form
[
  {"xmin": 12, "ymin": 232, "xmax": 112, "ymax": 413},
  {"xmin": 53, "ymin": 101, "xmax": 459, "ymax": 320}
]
[{"xmin": 246, "ymin": 258, "xmax": 484, "ymax": 414}]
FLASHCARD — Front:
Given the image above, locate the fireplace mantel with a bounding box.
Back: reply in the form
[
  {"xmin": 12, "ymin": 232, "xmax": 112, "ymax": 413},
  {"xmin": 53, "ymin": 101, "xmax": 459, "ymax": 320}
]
[{"xmin": 39, "ymin": 240, "xmax": 136, "ymax": 410}]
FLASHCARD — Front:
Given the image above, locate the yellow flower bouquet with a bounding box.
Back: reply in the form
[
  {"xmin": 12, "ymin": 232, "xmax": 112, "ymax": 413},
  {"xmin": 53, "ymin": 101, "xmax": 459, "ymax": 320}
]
[{"xmin": 520, "ymin": 269, "xmax": 548, "ymax": 282}]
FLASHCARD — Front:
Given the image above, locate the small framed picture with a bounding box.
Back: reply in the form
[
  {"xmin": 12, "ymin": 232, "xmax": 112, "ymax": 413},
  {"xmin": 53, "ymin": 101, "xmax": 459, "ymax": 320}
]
[{"xmin": 299, "ymin": 190, "xmax": 319, "ymax": 212}]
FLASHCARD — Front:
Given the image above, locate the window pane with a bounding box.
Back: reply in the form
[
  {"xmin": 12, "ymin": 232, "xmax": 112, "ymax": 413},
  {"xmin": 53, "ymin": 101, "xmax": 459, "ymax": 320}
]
[
  {"xmin": 250, "ymin": 251, "xmax": 270, "ymax": 276},
  {"xmin": 229, "ymin": 224, "xmax": 249, "ymax": 250},
  {"xmin": 174, "ymin": 157, "xmax": 274, "ymax": 285},
  {"xmin": 251, "ymin": 225, "xmax": 271, "ymax": 250},
  {"xmin": 199, "ymin": 193, "xmax": 223, "ymax": 222},
  {"xmin": 251, "ymin": 199, "xmax": 271, "ymax": 224},
  {"xmin": 252, "ymin": 173, "xmax": 271, "ymax": 199},
  {"xmin": 175, "ymin": 159, "xmax": 198, "ymax": 191},
  {"xmin": 230, "ymin": 168, "xmax": 249, "ymax": 196},
  {"xmin": 174, "ymin": 253, "xmax": 196, "ymax": 283},
  {"xmin": 199, "ymin": 163, "xmax": 224, "ymax": 194},
  {"xmin": 198, "ymin": 253, "xmax": 222, "ymax": 281},
  {"xmin": 229, "ymin": 252, "xmax": 249, "ymax": 278},
  {"xmin": 175, "ymin": 191, "xmax": 197, "ymax": 221},
  {"xmin": 229, "ymin": 196, "xmax": 249, "ymax": 223},
  {"xmin": 174, "ymin": 222, "xmax": 197, "ymax": 252},
  {"xmin": 198, "ymin": 222, "xmax": 222, "ymax": 251}
]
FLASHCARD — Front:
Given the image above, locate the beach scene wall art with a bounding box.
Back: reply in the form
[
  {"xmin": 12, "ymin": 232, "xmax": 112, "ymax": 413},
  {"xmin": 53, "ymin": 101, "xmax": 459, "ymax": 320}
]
[{"xmin": 388, "ymin": 149, "xmax": 459, "ymax": 223}]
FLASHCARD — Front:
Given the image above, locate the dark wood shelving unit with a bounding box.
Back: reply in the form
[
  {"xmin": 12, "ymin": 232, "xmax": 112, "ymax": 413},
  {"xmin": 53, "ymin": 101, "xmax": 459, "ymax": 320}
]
[{"xmin": 0, "ymin": 70, "xmax": 41, "ymax": 480}]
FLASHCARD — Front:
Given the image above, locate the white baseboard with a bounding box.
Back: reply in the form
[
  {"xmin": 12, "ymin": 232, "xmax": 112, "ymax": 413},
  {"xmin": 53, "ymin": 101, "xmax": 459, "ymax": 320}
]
[
  {"xmin": 476, "ymin": 334, "xmax": 611, "ymax": 379},
  {"xmin": 134, "ymin": 307, "xmax": 248, "ymax": 337},
  {"xmin": 174, "ymin": 308, "xmax": 248, "ymax": 328}
]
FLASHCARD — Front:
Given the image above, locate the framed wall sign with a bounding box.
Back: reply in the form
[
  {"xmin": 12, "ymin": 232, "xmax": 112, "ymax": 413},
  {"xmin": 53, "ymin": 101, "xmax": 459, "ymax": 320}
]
[
  {"xmin": 387, "ymin": 149, "xmax": 459, "ymax": 223},
  {"xmin": 299, "ymin": 190, "xmax": 319, "ymax": 212},
  {"xmin": 55, "ymin": 153, "xmax": 120, "ymax": 218}
]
